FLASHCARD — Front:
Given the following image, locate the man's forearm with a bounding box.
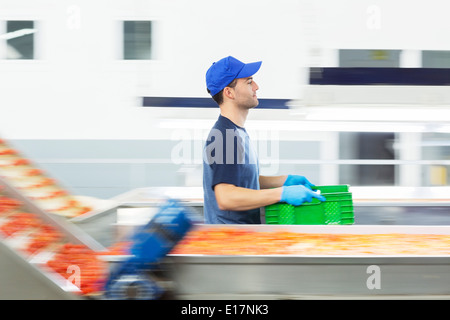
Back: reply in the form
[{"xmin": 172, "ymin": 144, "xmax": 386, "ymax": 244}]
[
  {"xmin": 259, "ymin": 175, "xmax": 288, "ymax": 189},
  {"xmin": 214, "ymin": 183, "xmax": 282, "ymax": 211}
]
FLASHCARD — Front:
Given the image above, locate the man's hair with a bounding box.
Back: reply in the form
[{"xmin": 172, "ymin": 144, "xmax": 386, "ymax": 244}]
[{"xmin": 207, "ymin": 78, "xmax": 238, "ymax": 106}]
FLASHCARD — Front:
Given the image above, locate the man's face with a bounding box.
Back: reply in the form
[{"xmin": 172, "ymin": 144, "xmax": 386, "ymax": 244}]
[{"xmin": 232, "ymin": 77, "xmax": 259, "ymax": 109}]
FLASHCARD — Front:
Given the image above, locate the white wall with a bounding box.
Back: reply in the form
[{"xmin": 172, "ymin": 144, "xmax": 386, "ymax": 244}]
[{"xmin": 1, "ymin": 0, "xmax": 450, "ymax": 140}]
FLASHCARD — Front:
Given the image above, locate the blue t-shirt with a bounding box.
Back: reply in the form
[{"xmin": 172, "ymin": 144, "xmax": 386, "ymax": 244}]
[{"xmin": 203, "ymin": 115, "xmax": 261, "ymax": 224}]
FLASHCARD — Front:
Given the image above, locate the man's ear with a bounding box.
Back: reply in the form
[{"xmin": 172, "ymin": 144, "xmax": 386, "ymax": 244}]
[{"xmin": 223, "ymin": 86, "xmax": 235, "ymax": 100}]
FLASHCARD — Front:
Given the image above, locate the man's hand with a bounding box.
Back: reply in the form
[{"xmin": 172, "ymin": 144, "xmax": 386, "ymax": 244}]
[
  {"xmin": 283, "ymin": 175, "xmax": 315, "ymax": 189},
  {"xmin": 281, "ymin": 185, "xmax": 326, "ymax": 206}
]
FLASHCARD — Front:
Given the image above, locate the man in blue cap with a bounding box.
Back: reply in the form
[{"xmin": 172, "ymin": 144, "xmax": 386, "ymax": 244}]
[{"xmin": 203, "ymin": 56, "xmax": 325, "ymax": 224}]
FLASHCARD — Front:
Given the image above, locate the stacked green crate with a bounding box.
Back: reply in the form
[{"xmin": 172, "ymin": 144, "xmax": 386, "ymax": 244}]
[{"xmin": 265, "ymin": 185, "xmax": 354, "ymax": 225}]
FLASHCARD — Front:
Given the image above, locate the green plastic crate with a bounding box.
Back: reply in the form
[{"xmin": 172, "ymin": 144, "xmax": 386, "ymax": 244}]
[
  {"xmin": 265, "ymin": 185, "xmax": 354, "ymax": 225},
  {"xmin": 312, "ymin": 185, "xmax": 350, "ymax": 193}
]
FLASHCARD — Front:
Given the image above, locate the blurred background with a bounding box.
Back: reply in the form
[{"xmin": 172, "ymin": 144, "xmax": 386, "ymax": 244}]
[
  {"xmin": 3, "ymin": 0, "xmax": 450, "ymax": 300},
  {"xmin": 1, "ymin": 0, "xmax": 450, "ymax": 210}
]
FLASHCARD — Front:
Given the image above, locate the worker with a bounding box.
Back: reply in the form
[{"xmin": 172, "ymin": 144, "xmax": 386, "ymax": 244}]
[{"xmin": 203, "ymin": 56, "xmax": 325, "ymax": 224}]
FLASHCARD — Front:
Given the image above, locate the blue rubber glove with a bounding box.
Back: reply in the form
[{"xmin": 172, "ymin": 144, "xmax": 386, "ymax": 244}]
[
  {"xmin": 283, "ymin": 175, "xmax": 315, "ymax": 189},
  {"xmin": 281, "ymin": 185, "xmax": 326, "ymax": 206}
]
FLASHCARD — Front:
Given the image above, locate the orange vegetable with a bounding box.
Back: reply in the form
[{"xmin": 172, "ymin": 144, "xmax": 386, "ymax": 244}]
[
  {"xmin": 47, "ymin": 243, "xmax": 108, "ymax": 295},
  {"xmin": 171, "ymin": 227, "xmax": 450, "ymax": 256}
]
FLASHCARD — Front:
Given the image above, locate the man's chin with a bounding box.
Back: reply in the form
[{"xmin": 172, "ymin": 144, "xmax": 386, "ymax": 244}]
[{"xmin": 240, "ymin": 99, "xmax": 259, "ymax": 110}]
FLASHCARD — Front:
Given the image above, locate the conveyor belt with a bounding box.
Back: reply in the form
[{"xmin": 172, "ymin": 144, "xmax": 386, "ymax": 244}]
[
  {"xmin": 0, "ymin": 177, "xmax": 106, "ymax": 299},
  {"xmin": 166, "ymin": 225, "xmax": 450, "ymax": 299}
]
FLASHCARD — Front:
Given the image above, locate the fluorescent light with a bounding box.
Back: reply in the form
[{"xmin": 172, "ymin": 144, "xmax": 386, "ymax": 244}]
[
  {"xmin": 435, "ymin": 124, "xmax": 450, "ymax": 133},
  {"xmin": 304, "ymin": 106, "xmax": 450, "ymax": 122}
]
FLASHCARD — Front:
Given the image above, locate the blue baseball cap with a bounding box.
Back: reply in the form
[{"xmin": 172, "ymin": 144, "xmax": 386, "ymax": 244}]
[{"xmin": 206, "ymin": 56, "xmax": 262, "ymax": 96}]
